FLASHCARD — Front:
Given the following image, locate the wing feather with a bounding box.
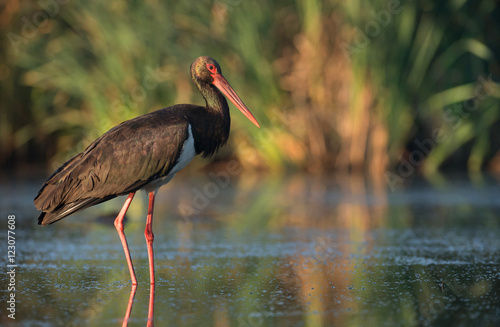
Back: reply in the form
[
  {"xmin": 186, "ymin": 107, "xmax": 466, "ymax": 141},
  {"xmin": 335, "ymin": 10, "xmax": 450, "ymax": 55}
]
[{"xmin": 35, "ymin": 108, "xmax": 190, "ymax": 225}]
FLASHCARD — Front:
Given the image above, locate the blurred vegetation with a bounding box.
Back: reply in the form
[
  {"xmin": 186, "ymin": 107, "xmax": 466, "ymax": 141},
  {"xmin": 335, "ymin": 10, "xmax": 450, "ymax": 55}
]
[{"xmin": 0, "ymin": 0, "xmax": 499, "ymax": 176}]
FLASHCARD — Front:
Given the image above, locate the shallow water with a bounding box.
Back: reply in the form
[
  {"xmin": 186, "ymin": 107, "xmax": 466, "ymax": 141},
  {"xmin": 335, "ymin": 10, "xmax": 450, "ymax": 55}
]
[{"xmin": 1, "ymin": 173, "xmax": 499, "ymax": 326}]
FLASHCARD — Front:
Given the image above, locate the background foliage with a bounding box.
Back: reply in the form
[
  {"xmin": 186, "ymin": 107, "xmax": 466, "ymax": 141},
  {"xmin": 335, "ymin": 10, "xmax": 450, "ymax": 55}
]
[{"xmin": 1, "ymin": 0, "xmax": 499, "ymax": 177}]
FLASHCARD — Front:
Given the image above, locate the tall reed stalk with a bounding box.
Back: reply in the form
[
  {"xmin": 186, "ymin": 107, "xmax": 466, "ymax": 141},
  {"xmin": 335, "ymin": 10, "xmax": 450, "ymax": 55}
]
[{"xmin": 1, "ymin": 0, "xmax": 499, "ymax": 176}]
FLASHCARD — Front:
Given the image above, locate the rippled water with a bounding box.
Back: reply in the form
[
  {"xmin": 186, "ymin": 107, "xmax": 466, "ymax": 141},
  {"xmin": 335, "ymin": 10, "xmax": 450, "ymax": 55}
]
[{"xmin": 1, "ymin": 173, "xmax": 499, "ymax": 326}]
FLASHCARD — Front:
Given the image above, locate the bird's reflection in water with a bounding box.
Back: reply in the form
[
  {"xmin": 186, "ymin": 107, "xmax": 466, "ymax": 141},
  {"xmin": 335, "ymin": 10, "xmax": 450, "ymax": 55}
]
[
  {"xmin": 147, "ymin": 284, "xmax": 155, "ymax": 327},
  {"xmin": 121, "ymin": 284, "xmax": 155, "ymax": 326},
  {"xmin": 122, "ymin": 285, "xmax": 136, "ymax": 326}
]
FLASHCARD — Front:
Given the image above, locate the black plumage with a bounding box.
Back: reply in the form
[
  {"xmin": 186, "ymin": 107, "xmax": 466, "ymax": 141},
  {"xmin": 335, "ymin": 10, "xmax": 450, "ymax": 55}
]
[{"xmin": 34, "ymin": 56, "xmax": 259, "ymax": 226}]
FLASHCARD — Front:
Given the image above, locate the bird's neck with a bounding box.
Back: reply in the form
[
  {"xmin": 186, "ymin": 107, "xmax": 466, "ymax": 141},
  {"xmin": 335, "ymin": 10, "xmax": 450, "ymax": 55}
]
[
  {"xmin": 201, "ymin": 83, "xmax": 230, "ymax": 121},
  {"xmin": 192, "ymin": 81, "xmax": 231, "ymax": 157}
]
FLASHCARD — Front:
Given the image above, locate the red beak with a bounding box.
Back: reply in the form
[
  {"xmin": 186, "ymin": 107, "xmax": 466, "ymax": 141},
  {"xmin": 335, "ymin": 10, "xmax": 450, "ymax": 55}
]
[{"xmin": 211, "ymin": 74, "xmax": 260, "ymax": 128}]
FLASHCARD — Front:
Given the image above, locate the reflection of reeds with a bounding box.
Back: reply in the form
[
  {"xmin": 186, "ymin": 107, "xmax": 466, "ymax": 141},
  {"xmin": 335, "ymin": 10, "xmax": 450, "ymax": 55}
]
[
  {"xmin": 16, "ymin": 173, "xmax": 500, "ymax": 325},
  {"xmin": 1, "ymin": 0, "xmax": 499, "ymax": 175}
]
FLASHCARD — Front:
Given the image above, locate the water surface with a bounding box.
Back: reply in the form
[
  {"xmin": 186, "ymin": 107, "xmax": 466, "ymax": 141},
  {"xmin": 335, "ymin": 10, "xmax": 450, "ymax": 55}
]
[{"xmin": 1, "ymin": 173, "xmax": 499, "ymax": 326}]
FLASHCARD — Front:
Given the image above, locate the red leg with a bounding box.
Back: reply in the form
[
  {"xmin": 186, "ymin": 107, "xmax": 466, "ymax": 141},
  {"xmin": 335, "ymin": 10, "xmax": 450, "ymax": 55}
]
[
  {"xmin": 145, "ymin": 191, "xmax": 155, "ymax": 284},
  {"xmin": 114, "ymin": 192, "xmax": 137, "ymax": 285}
]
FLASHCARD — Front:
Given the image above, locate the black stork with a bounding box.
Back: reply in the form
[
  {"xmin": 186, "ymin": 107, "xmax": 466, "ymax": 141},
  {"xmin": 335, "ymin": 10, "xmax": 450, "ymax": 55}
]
[{"xmin": 34, "ymin": 56, "xmax": 260, "ymax": 285}]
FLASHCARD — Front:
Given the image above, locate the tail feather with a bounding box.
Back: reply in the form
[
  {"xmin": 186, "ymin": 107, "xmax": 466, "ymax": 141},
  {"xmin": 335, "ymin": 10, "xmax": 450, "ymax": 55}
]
[
  {"xmin": 37, "ymin": 196, "xmax": 116, "ymax": 226},
  {"xmin": 34, "ymin": 153, "xmax": 84, "ymax": 213},
  {"xmin": 34, "ymin": 151, "xmax": 115, "ymax": 225}
]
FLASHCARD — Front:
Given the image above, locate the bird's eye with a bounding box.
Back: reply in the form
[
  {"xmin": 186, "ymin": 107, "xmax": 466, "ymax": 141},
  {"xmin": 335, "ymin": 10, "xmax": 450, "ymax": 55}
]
[{"xmin": 206, "ymin": 63, "xmax": 217, "ymax": 73}]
